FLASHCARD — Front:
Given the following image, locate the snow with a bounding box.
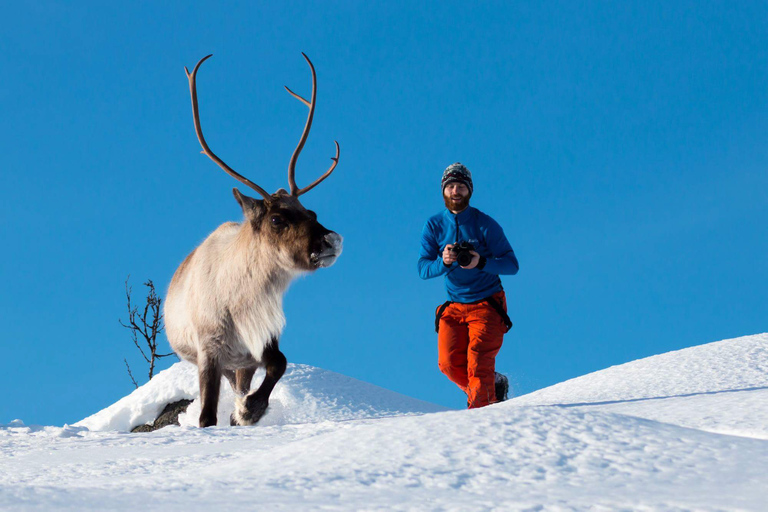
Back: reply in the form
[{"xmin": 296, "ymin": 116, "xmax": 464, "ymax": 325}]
[
  {"xmin": 512, "ymin": 333, "xmax": 768, "ymax": 405},
  {"xmin": 76, "ymin": 363, "xmax": 448, "ymax": 431},
  {"xmin": 3, "ymin": 333, "xmax": 768, "ymax": 511},
  {"xmin": 511, "ymin": 333, "xmax": 768, "ymax": 440}
]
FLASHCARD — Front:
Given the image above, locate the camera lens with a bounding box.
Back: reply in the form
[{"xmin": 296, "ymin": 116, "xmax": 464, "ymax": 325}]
[{"xmin": 457, "ymin": 251, "xmax": 473, "ymax": 267}]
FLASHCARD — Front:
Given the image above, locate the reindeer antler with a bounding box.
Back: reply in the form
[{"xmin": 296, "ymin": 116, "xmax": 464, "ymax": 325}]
[
  {"xmin": 285, "ymin": 53, "xmax": 340, "ymax": 197},
  {"xmin": 185, "ymin": 55, "xmax": 272, "ymax": 201}
]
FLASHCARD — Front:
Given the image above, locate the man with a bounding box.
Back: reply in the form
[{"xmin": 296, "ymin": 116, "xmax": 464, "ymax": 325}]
[{"xmin": 418, "ymin": 162, "xmax": 519, "ymax": 408}]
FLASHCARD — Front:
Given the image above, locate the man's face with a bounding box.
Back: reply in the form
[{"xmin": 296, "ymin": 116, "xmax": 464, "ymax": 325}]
[{"xmin": 443, "ymin": 182, "xmax": 470, "ymax": 212}]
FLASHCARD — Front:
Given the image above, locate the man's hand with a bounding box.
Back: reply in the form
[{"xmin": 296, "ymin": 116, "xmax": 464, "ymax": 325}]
[
  {"xmin": 442, "ymin": 244, "xmax": 457, "ymax": 266},
  {"xmin": 461, "ymin": 251, "xmax": 481, "ymax": 269}
]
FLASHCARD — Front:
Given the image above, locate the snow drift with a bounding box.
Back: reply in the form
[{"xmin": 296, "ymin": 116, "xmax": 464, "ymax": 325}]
[
  {"xmin": 511, "ymin": 332, "xmax": 768, "ymax": 439},
  {"xmin": 513, "ymin": 332, "xmax": 768, "ymax": 405},
  {"xmin": 3, "ymin": 333, "xmax": 768, "ymax": 511},
  {"xmin": 76, "ymin": 362, "xmax": 448, "ymax": 432}
]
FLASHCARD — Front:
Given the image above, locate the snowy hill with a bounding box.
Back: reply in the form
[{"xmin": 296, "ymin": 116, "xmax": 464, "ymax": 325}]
[
  {"xmin": 511, "ymin": 332, "xmax": 768, "ymax": 439},
  {"xmin": 2, "ymin": 333, "xmax": 768, "ymax": 511},
  {"xmin": 76, "ymin": 363, "xmax": 448, "ymax": 431}
]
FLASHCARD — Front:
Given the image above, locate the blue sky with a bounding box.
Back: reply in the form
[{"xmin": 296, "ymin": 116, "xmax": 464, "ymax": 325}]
[{"xmin": 1, "ymin": 1, "xmax": 766, "ymax": 425}]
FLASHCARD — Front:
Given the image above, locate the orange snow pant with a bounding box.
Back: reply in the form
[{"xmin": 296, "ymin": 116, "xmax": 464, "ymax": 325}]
[{"xmin": 437, "ymin": 291, "xmax": 507, "ymax": 409}]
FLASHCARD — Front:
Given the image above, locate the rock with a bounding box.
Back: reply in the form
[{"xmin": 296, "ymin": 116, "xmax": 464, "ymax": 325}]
[{"xmin": 131, "ymin": 399, "xmax": 193, "ymax": 433}]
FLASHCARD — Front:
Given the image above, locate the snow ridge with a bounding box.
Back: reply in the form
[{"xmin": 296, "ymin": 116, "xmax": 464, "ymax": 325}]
[
  {"xmin": 512, "ymin": 332, "xmax": 768, "ymax": 406},
  {"xmin": 510, "ymin": 333, "xmax": 768, "ymax": 439}
]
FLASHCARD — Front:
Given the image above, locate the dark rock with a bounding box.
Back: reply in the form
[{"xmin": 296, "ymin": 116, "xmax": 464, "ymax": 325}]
[{"xmin": 131, "ymin": 399, "xmax": 193, "ymax": 433}]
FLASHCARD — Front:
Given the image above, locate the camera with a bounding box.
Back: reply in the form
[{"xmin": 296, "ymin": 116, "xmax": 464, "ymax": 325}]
[{"xmin": 451, "ymin": 241, "xmax": 476, "ymax": 267}]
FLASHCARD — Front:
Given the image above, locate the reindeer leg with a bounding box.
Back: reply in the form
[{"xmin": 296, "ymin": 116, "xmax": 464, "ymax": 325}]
[
  {"xmin": 228, "ymin": 367, "xmax": 257, "ymax": 426},
  {"xmin": 223, "ymin": 369, "xmax": 237, "ymax": 392},
  {"xmin": 234, "ymin": 339, "xmax": 286, "ymax": 426},
  {"xmin": 236, "ymin": 367, "xmax": 257, "ymax": 394},
  {"xmin": 197, "ymin": 353, "xmax": 221, "ymax": 428}
]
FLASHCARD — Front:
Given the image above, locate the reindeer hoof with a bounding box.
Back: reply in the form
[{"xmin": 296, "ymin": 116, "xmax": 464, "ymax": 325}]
[
  {"xmin": 243, "ymin": 402, "xmax": 268, "ymax": 424},
  {"xmin": 230, "ymin": 407, "xmax": 251, "ymax": 426},
  {"xmin": 231, "ymin": 399, "xmax": 268, "ymax": 426},
  {"xmin": 231, "ymin": 395, "xmax": 253, "ymax": 426},
  {"xmin": 199, "ymin": 413, "xmax": 217, "ymax": 428}
]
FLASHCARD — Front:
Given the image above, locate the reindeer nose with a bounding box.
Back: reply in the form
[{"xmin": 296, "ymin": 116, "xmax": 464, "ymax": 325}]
[{"xmin": 323, "ymin": 232, "xmax": 343, "ymax": 254}]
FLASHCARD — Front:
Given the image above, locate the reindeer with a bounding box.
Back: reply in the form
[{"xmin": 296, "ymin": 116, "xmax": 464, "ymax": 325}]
[{"xmin": 164, "ymin": 54, "xmax": 342, "ymax": 427}]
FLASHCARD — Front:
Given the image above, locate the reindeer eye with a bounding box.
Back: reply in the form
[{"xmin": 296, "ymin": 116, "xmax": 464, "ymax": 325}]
[{"xmin": 270, "ymin": 215, "xmax": 285, "ymax": 227}]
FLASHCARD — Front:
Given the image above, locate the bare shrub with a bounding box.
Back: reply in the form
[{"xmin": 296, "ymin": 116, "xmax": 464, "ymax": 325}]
[{"xmin": 120, "ymin": 276, "xmax": 176, "ymax": 388}]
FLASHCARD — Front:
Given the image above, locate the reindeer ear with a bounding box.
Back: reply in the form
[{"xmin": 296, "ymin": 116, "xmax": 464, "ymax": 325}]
[{"xmin": 232, "ymin": 188, "xmax": 265, "ymax": 222}]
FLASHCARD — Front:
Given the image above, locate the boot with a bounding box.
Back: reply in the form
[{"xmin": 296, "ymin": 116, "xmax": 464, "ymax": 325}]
[{"xmin": 494, "ymin": 372, "xmax": 509, "ymax": 402}]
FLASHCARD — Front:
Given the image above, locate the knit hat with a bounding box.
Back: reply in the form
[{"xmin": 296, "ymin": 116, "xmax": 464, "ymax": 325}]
[{"xmin": 441, "ymin": 162, "xmax": 473, "ymax": 194}]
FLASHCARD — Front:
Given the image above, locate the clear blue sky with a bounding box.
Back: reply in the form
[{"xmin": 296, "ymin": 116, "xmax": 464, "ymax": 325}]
[{"xmin": 1, "ymin": 1, "xmax": 766, "ymax": 425}]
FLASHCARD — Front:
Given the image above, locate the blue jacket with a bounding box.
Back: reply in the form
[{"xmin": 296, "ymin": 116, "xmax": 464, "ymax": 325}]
[{"xmin": 418, "ymin": 206, "xmax": 519, "ymax": 303}]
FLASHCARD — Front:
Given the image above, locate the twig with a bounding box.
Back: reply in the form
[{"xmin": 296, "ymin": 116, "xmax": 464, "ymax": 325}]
[{"xmin": 124, "ymin": 358, "xmax": 138, "ymax": 389}]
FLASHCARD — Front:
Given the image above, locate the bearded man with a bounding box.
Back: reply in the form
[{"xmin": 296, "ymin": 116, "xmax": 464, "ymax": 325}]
[{"xmin": 418, "ymin": 162, "xmax": 519, "ymax": 408}]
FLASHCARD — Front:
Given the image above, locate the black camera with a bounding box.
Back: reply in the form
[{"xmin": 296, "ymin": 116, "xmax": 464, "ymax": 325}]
[{"xmin": 451, "ymin": 241, "xmax": 476, "ymax": 267}]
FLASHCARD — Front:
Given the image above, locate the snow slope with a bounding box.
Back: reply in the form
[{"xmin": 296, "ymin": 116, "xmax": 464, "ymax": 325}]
[
  {"xmin": 2, "ymin": 333, "xmax": 767, "ymax": 511},
  {"xmin": 76, "ymin": 362, "xmax": 448, "ymax": 431},
  {"xmin": 511, "ymin": 333, "xmax": 768, "ymax": 439}
]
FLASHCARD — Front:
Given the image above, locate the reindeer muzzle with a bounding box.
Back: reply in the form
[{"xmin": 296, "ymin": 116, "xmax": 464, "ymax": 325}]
[{"xmin": 313, "ymin": 232, "xmax": 343, "ymax": 268}]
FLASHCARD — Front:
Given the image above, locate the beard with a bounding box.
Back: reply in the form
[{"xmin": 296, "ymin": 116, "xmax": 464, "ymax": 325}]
[{"xmin": 444, "ymin": 193, "xmax": 470, "ymax": 212}]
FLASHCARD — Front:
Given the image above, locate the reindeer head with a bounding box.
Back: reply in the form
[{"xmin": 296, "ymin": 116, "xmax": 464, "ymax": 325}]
[
  {"xmin": 185, "ymin": 53, "xmax": 343, "ymax": 272},
  {"xmin": 232, "ymin": 188, "xmax": 342, "ymax": 271}
]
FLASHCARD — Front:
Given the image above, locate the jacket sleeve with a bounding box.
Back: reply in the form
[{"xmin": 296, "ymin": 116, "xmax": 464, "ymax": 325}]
[
  {"xmin": 418, "ymin": 221, "xmax": 451, "ymax": 280},
  {"xmin": 481, "ymin": 218, "xmax": 519, "ymax": 276}
]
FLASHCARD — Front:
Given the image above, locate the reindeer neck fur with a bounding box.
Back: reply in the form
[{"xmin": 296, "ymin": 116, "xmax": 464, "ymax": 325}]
[
  {"xmin": 234, "ymin": 222, "xmax": 298, "ymax": 282},
  {"xmin": 215, "ymin": 220, "xmax": 303, "ymax": 359}
]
